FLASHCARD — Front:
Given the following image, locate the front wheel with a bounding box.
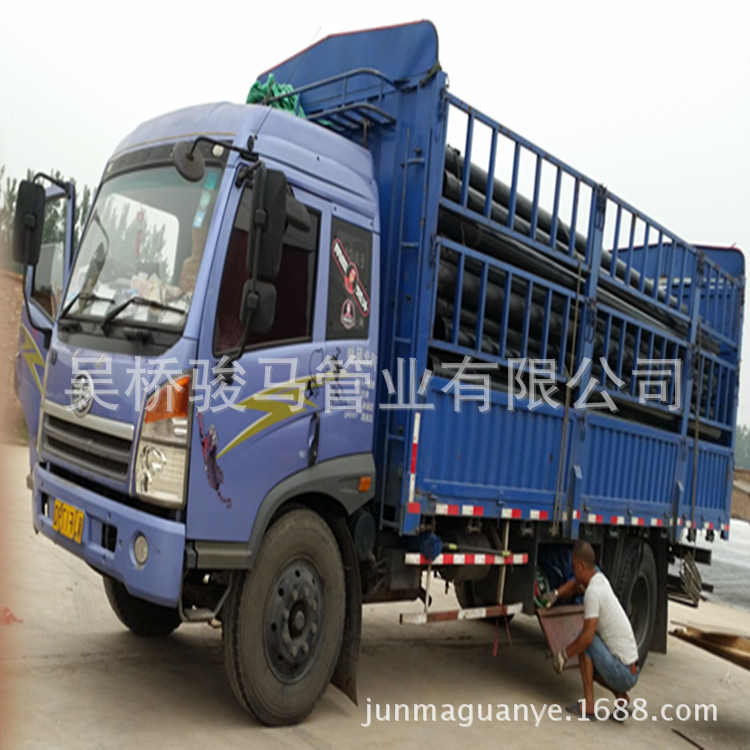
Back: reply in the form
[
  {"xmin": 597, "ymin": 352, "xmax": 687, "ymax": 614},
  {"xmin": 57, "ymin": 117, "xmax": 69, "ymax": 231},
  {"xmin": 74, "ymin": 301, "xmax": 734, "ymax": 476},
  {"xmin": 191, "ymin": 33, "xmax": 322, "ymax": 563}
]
[
  {"xmin": 223, "ymin": 509, "xmax": 345, "ymax": 726},
  {"xmin": 103, "ymin": 577, "xmax": 181, "ymax": 637}
]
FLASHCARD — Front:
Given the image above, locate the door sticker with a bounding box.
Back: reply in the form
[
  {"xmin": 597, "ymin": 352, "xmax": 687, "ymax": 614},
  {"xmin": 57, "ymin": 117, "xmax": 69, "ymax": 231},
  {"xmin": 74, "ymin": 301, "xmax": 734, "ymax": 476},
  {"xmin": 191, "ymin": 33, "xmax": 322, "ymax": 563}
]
[
  {"xmin": 340, "ymin": 299, "xmax": 356, "ymax": 330},
  {"xmin": 326, "ymin": 218, "xmax": 372, "ymax": 340},
  {"xmin": 331, "ymin": 237, "xmax": 370, "ymax": 317}
]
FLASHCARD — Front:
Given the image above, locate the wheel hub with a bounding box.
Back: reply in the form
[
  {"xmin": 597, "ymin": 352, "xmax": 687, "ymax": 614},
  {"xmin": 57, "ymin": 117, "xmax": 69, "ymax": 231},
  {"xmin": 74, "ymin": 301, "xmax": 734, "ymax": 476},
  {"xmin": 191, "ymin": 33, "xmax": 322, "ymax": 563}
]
[
  {"xmin": 291, "ymin": 608, "xmax": 306, "ymax": 635},
  {"xmin": 264, "ymin": 562, "xmax": 322, "ymax": 681}
]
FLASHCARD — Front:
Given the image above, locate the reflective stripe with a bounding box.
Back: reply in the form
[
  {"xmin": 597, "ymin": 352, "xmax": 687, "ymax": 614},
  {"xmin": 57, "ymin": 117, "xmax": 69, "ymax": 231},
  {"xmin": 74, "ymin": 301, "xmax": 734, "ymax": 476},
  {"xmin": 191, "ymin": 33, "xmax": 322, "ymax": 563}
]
[
  {"xmin": 404, "ymin": 552, "xmax": 528, "ymax": 566},
  {"xmin": 400, "ymin": 602, "xmax": 523, "ymax": 624},
  {"xmin": 407, "ymin": 413, "xmax": 421, "ymax": 509}
]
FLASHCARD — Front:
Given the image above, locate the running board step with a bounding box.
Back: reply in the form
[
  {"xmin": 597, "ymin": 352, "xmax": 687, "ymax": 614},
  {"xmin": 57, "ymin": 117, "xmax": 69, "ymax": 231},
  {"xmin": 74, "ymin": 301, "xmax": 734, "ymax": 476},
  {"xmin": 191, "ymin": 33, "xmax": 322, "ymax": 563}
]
[
  {"xmin": 400, "ymin": 602, "xmax": 523, "ymax": 625},
  {"xmin": 404, "ymin": 552, "xmax": 528, "ymax": 566}
]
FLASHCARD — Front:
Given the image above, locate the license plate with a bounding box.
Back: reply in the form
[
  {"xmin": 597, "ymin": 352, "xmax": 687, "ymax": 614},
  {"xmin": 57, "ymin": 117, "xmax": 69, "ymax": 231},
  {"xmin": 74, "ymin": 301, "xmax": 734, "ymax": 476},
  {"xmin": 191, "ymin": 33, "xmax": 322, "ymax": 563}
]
[{"xmin": 52, "ymin": 499, "xmax": 85, "ymax": 545}]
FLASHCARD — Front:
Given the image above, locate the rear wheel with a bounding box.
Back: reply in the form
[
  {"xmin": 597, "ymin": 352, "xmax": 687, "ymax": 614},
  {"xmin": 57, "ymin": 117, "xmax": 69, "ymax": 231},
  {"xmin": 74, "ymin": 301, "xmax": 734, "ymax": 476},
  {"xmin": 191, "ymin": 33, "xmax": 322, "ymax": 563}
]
[
  {"xmin": 613, "ymin": 539, "xmax": 657, "ymax": 666},
  {"xmin": 455, "ymin": 580, "xmax": 479, "ymax": 609},
  {"xmin": 103, "ymin": 577, "xmax": 181, "ymax": 637},
  {"xmin": 223, "ymin": 509, "xmax": 345, "ymax": 726}
]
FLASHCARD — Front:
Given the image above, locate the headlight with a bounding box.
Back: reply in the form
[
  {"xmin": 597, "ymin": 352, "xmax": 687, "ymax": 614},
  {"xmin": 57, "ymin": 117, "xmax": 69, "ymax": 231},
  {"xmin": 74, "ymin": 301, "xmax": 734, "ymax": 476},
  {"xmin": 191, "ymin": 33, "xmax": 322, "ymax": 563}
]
[{"xmin": 135, "ymin": 375, "xmax": 190, "ymax": 509}]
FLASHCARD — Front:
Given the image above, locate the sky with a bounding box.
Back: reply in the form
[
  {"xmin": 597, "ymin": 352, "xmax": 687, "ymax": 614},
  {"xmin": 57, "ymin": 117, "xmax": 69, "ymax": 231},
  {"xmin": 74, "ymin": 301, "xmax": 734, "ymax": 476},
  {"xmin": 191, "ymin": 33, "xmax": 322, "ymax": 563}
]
[{"xmin": 1, "ymin": 0, "xmax": 749, "ymax": 419}]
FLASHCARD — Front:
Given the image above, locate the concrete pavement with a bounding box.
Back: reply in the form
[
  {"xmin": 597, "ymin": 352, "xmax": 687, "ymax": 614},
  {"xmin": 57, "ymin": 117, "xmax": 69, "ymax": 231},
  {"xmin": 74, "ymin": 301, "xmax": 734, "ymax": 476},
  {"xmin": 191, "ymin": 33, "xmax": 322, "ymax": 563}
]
[{"xmin": 1, "ymin": 442, "xmax": 749, "ymax": 749}]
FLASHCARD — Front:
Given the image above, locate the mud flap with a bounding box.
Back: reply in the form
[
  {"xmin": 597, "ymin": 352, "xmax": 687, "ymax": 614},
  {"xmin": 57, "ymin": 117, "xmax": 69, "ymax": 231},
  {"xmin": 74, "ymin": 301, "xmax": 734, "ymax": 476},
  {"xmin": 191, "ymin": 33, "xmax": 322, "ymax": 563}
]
[
  {"xmin": 651, "ymin": 539, "xmax": 668, "ymax": 654},
  {"xmin": 329, "ymin": 515, "xmax": 361, "ymax": 705}
]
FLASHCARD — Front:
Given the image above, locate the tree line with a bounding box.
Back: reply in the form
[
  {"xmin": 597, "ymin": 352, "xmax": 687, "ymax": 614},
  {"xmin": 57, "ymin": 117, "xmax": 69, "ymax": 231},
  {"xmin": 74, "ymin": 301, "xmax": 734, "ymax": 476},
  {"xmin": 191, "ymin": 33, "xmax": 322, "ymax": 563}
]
[{"xmin": 734, "ymin": 425, "xmax": 750, "ymax": 470}]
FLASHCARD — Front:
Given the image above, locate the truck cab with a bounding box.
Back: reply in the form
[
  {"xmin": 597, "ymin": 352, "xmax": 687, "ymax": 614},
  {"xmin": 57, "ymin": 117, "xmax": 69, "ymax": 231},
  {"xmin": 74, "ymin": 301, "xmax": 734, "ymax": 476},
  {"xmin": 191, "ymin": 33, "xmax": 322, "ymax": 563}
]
[
  {"xmin": 15, "ymin": 98, "xmax": 383, "ymax": 723},
  {"xmin": 20, "ymin": 101, "xmax": 379, "ymax": 599}
]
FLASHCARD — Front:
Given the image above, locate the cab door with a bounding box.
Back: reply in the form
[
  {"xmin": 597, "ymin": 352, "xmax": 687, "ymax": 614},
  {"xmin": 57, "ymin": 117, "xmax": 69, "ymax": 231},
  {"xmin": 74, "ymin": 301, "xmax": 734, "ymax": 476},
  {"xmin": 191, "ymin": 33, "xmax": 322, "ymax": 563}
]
[
  {"xmin": 187, "ymin": 179, "xmax": 325, "ymax": 542},
  {"xmin": 15, "ymin": 180, "xmax": 76, "ymax": 464}
]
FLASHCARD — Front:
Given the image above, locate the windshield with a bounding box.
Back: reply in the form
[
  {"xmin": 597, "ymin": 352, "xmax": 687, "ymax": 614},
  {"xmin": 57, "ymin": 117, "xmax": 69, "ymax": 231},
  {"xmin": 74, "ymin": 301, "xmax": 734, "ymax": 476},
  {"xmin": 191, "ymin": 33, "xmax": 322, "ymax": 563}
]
[{"xmin": 62, "ymin": 164, "xmax": 222, "ymax": 330}]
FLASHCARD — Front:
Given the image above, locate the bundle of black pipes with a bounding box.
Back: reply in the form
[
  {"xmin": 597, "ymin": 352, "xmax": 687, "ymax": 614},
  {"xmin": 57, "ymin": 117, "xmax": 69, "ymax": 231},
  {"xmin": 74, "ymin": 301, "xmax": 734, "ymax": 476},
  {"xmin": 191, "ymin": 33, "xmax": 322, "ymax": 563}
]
[
  {"xmin": 442, "ymin": 148, "xmax": 689, "ymax": 316},
  {"xmin": 429, "ymin": 147, "xmax": 722, "ymax": 436}
]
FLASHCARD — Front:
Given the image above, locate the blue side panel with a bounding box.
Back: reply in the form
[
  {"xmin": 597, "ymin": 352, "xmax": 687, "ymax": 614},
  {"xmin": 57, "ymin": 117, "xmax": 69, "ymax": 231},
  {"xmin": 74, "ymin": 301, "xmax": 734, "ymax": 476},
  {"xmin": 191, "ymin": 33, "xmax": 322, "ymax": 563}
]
[
  {"xmin": 416, "ymin": 380, "xmax": 570, "ymax": 514},
  {"xmin": 682, "ymin": 442, "xmax": 733, "ymax": 532},
  {"xmin": 576, "ymin": 414, "xmax": 679, "ymax": 525},
  {"xmin": 702, "ymin": 245, "xmax": 745, "ymax": 278}
]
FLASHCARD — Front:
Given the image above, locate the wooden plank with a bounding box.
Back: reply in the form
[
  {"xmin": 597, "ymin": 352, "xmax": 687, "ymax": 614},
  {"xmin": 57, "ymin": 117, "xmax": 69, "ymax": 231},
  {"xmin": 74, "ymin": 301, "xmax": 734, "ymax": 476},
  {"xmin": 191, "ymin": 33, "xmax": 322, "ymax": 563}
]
[{"xmin": 671, "ymin": 626, "xmax": 750, "ymax": 671}]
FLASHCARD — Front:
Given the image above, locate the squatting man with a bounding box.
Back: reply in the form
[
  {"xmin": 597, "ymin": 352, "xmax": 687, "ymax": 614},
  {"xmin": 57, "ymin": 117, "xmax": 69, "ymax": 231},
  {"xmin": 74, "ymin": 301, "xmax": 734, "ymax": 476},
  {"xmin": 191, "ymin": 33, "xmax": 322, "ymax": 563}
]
[{"xmin": 545, "ymin": 540, "xmax": 639, "ymax": 718}]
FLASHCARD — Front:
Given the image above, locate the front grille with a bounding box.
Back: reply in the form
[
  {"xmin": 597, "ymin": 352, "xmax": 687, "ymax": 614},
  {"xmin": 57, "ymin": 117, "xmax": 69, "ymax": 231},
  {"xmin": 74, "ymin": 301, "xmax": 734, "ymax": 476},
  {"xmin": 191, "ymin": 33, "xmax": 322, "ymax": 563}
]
[
  {"xmin": 48, "ymin": 463, "xmax": 179, "ymax": 520},
  {"xmin": 42, "ymin": 410, "xmax": 133, "ymax": 483}
]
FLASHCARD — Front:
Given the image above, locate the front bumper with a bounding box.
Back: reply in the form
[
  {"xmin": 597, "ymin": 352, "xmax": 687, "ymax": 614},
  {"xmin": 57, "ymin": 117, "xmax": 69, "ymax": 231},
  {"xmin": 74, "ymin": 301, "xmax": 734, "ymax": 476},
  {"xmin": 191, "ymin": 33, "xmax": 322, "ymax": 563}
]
[{"xmin": 33, "ymin": 464, "xmax": 185, "ymax": 607}]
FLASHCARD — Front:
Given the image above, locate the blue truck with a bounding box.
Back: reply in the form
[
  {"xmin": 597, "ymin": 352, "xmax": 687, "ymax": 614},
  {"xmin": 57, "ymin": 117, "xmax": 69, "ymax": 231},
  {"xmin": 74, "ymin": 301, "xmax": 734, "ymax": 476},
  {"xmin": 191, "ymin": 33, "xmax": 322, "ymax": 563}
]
[{"xmin": 13, "ymin": 21, "xmax": 744, "ymax": 725}]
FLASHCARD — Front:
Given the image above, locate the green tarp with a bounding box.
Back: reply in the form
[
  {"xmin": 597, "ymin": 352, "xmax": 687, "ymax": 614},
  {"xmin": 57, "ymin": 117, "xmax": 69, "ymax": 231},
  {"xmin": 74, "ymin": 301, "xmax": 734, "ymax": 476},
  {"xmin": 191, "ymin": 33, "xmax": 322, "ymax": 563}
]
[{"xmin": 246, "ymin": 74, "xmax": 305, "ymax": 118}]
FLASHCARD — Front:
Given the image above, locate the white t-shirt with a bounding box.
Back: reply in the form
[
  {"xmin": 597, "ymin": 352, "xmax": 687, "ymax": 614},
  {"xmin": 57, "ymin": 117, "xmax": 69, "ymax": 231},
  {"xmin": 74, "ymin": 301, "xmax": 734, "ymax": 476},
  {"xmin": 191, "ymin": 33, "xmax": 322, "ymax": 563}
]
[{"xmin": 583, "ymin": 571, "xmax": 639, "ymax": 665}]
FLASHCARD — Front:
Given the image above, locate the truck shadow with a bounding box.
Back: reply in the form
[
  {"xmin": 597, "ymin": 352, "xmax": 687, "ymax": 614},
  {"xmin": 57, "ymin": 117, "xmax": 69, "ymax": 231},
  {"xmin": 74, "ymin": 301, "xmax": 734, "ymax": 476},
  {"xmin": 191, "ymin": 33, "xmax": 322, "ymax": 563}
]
[{"xmin": 74, "ymin": 609, "xmax": 560, "ymax": 729}]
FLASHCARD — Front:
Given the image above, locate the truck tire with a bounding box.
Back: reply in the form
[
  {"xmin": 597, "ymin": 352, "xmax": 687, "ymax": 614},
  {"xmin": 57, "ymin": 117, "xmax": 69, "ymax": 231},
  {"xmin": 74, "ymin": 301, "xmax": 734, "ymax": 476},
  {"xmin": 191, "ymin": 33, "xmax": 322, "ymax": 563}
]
[
  {"xmin": 455, "ymin": 581, "xmax": 479, "ymax": 609},
  {"xmin": 613, "ymin": 539, "xmax": 657, "ymax": 667},
  {"xmin": 223, "ymin": 509, "xmax": 345, "ymax": 726},
  {"xmin": 103, "ymin": 577, "xmax": 181, "ymax": 637}
]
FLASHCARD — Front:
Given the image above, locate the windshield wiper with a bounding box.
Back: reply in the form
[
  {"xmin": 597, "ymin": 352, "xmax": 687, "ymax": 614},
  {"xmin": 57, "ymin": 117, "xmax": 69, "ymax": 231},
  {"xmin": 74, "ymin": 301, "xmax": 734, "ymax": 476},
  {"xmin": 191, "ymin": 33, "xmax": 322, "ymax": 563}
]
[
  {"xmin": 101, "ymin": 296, "xmax": 187, "ymax": 335},
  {"xmin": 60, "ymin": 291, "xmax": 116, "ymax": 320}
]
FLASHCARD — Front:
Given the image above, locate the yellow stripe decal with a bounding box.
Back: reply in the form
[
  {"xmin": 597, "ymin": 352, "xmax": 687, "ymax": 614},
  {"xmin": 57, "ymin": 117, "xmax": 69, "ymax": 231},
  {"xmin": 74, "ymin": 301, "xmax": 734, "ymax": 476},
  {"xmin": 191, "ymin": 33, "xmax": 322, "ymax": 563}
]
[
  {"xmin": 19, "ymin": 324, "xmax": 44, "ymax": 394},
  {"xmin": 217, "ymin": 377, "xmax": 317, "ymax": 458}
]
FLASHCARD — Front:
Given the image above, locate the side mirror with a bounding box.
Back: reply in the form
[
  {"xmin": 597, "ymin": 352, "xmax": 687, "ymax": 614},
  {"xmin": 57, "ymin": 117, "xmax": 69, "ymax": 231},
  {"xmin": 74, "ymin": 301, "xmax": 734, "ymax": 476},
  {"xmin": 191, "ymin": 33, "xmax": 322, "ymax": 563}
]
[
  {"xmin": 248, "ymin": 167, "xmax": 286, "ymax": 280},
  {"xmin": 12, "ymin": 180, "xmax": 46, "ymax": 266},
  {"xmin": 248, "ymin": 167, "xmax": 312, "ymax": 280},
  {"xmin": 239, "ymin": 279, "xmax": 277, "ymax": 334},
  {"xmin": 286, "ymin": 192, "xmax": 311, "ymax": 232},
  {"xmin": 172, "ymin": 141, "xmax": 205, "ymax": 182}
]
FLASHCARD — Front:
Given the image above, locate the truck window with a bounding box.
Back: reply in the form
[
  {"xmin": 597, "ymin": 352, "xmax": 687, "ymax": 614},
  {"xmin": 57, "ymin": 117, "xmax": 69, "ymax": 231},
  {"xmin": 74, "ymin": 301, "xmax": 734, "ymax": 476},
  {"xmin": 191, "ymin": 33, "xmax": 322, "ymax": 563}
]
[
  {"xmin": 31, "ymin": 193, "xmax": 68, "ymax": 318},
  {"xmin": 326, "ymin": 217, "xmax": 372, "ymax": 340},
  {"xmin": 213, "ymin": 187, "xmax": 320, "ymax": 354},
  {"xmin": 31, "ymin": 241, "xmax": 64, "ymax": 319},
  {"xmin": 61, "ymin": 164, "xmax": 222, "ymax": 330}
]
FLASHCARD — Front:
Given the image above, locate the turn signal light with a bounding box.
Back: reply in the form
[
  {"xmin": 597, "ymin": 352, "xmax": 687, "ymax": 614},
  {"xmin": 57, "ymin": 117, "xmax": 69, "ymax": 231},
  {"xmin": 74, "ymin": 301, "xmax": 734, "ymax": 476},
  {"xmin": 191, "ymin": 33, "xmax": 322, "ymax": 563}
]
[
  {"xmin": 144, "ymin": 375, "xmax": 191, "ymax": 423},
  {"xmin": 358, "ymin": 476, "xmax": 372, "ymax": 493}
]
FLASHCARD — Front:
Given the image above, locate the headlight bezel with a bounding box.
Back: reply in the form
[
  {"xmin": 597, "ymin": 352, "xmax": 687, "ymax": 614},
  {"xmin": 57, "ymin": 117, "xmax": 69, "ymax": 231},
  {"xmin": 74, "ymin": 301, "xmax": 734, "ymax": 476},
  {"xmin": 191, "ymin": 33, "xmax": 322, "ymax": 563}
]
[{"xmin": 134, "ymin": 373, "xmax": 192, "ymax": 510}]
